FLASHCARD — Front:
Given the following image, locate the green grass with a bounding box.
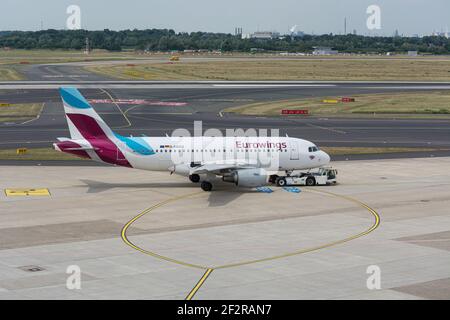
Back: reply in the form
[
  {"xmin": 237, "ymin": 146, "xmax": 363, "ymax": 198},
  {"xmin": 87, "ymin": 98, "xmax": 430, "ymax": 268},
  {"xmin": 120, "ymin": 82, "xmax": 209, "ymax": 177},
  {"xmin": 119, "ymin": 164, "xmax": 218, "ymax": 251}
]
[
  {"xmin": 0, "ymin": 103, "xmax": 44, "ymax": 122},
  {"xmin": 225, "ymin": 92, "xmax": 450, "ymax": 118},
  {"xmin": 0, "ymin": 49, "xmax": 139, "ymax": 65},
  {"xmin": 0, "ymin": 66, "xmax": 24, "ymax": 80},
  {"xmin": 86, "ymin": 57, "xmax": 450, "ymax": 81},
  {"xmin": 0, "ymin": 148, "xmax": 82, "ymax": 161},
  {"xmin": 86, "ymin": 63, "xmax": 200, "ymax": 80}
]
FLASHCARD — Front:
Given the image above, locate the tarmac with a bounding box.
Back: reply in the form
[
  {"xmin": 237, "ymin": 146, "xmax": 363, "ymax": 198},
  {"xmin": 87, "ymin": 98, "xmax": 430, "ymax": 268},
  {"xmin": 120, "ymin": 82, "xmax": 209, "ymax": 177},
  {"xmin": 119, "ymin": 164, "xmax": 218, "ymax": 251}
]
[{"xmin": 1, "ymin": 157, "xmax": 450, "ymax": 299}]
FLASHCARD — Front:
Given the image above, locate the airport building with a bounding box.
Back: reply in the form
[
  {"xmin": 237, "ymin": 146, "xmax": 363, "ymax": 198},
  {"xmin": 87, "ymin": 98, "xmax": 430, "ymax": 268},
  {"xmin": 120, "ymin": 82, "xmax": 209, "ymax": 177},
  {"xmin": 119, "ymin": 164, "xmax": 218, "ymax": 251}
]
[
  {"xmin": 291, "ymin": 31, "xmax": 305, "ymax": 38},
  {"xmin": 242, "ymin": 31, "xmax": 281, "ymax": 40},
  {"xmin": 432, "ymin": 31, "xmax": 449, "ymax": 38},
  {"xmin": 312, "ymin": 46, "xmax": 339, "ymax": 55}
]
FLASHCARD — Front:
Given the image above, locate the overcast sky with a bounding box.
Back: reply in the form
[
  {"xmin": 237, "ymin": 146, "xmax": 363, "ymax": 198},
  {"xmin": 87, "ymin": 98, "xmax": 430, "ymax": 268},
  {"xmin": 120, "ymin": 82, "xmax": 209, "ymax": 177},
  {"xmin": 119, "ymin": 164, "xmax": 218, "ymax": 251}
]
[{"xmin": 1, "ymin": 0, "xmax": 449, "ymax": 36}]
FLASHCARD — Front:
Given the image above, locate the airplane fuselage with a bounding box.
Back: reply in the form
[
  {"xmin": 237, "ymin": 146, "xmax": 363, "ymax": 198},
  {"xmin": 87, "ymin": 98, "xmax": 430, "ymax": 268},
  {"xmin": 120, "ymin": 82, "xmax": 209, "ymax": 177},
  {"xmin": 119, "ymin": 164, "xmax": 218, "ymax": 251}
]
[{"xmin": 55, "ymin": 136, "xmax": 331, "ymax": 174}]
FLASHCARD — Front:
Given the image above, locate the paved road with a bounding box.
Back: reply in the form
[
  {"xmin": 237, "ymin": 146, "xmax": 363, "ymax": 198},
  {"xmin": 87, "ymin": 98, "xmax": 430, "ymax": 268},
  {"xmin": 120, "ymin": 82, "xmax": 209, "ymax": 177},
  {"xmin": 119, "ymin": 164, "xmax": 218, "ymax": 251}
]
[{"xmin": 16, "ymin": 63, "xmax": 110, "ymax": 82}]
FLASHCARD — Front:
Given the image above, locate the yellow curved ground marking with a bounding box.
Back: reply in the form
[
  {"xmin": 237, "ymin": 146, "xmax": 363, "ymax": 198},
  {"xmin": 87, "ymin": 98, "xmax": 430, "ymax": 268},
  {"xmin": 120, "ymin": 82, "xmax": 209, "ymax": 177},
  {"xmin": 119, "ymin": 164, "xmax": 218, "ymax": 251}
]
[
  {"xmin": 185, "ymin": 268, "xmax": 214, "ymax": 300},
  {"xmin": 121, "ymin": 188, "xmax": 381, "ymax": 299},
  {"xmin": 100, "ymin": 88, "xmax": 132, "ymax": 128},
  {"xmin": 121, "ymin": 191, "xmax": 207, "ymax": 270},
  {"xmin": 214, "ymin": 188, "xmax": 380, "ymax": 269}
]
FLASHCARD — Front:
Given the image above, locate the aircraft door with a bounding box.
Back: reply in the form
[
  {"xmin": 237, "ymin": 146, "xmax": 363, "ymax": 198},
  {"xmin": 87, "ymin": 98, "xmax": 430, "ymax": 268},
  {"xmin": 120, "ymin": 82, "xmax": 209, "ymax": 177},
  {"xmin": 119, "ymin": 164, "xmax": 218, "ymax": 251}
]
[{"xmin": 289, "ymin": 140, "xmax": 299, "ymax": 160}]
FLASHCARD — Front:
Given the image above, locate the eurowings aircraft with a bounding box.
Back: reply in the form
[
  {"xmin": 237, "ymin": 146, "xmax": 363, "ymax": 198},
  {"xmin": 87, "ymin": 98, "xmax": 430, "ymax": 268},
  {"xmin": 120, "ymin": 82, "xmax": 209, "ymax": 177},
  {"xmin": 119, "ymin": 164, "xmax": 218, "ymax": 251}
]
[{"xmin": 54, "ymin": 88, "xmax": 331, "ymax": 191}]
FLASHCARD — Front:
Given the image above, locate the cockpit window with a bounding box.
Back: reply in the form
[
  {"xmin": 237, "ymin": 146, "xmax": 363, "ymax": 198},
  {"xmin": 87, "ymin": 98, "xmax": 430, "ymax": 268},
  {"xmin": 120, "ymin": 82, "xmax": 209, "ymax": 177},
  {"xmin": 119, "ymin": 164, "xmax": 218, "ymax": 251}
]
[{"xmin": 308, "ymin": 146, "xmax": 320, "ymax": 152}]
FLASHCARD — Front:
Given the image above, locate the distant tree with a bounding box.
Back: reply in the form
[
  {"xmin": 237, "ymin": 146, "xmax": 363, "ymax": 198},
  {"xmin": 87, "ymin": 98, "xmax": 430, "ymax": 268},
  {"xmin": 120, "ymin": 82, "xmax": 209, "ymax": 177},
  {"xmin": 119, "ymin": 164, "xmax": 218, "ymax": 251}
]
[{"xmin": 1, "ymin": 29, "xmax": 450, "ymax": 53}]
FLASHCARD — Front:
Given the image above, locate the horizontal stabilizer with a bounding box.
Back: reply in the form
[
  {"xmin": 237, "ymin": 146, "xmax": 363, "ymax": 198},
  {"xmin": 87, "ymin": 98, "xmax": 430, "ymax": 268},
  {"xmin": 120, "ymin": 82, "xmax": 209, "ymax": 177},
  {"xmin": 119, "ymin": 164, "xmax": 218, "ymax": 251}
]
[{"xmin": 64, "ymin": 146, "xmax": 97, "ymax": 151}]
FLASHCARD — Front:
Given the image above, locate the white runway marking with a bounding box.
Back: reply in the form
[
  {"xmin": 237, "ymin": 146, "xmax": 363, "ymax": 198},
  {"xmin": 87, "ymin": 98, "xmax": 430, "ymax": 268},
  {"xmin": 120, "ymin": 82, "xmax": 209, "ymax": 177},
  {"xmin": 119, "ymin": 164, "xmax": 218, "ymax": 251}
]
[
  {"xmin": 363, "ymin": 86, "xmax": 450, "ymax": 90},
  {"xmin": 213, "ymin": 84, "xmax": 336, "ymax": 88}
]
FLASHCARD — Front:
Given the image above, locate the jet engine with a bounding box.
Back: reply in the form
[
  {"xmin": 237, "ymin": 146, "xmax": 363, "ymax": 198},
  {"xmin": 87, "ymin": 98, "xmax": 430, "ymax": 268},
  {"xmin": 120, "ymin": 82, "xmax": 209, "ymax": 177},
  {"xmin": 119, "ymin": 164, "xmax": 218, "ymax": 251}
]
[
  {"xmin": 170, "ymin": 164, "xmax": 191, "ymax": 176},
  {"xmin": 222, "ymin": 168, "xmax": 268, "ymax": 188}
]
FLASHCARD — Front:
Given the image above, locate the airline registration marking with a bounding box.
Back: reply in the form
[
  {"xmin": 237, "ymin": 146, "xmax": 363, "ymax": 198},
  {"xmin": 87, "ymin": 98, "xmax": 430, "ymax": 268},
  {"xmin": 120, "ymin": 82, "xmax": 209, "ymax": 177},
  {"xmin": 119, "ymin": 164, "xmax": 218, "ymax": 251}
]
[{"xmin": 5, "ymin": 188, "xmax": 51, "ymax": 197}]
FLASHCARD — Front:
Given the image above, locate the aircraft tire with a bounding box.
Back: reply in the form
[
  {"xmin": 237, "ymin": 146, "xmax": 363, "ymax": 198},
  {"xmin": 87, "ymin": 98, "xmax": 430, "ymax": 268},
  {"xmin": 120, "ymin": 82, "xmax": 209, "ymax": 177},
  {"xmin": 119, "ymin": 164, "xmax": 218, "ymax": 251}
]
[
  {"xmin": 189, "ymin": 174, "xmax": 200, "ymax": 183},
  {"xmin": 201, "ymin": 181, "xmax": 213, "ymax": 192}
]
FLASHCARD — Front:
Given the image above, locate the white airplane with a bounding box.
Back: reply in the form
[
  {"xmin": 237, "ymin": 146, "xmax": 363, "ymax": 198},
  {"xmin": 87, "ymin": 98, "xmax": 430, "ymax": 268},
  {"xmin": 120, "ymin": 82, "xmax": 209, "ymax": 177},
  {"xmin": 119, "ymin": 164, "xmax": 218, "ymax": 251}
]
[{"xmin": 54, "ymin": 88, "xmax": 331, "ymax": 191}]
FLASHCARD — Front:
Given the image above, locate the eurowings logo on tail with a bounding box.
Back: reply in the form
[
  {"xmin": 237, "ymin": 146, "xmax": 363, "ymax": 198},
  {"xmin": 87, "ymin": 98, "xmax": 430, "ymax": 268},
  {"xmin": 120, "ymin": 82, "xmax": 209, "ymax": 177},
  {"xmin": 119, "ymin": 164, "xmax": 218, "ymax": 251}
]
[{"xmin": 55, "ymin": 87, "xmax": 155, "ymax": 167}]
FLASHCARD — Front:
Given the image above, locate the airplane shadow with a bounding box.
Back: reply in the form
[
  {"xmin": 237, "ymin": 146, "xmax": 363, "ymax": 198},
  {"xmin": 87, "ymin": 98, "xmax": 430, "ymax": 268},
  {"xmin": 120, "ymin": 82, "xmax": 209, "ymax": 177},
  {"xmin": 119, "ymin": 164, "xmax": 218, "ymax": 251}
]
[
  {"xmin": 78, "ymin": 179, "xmax": 262, "ymax": 207},
  {"xmin": 79, "ymin": 179, "xmax": 194, "ymax": 193},
  {"xmin": 206, "ymin": 188, "xmax": 261, "ymax": 207}
]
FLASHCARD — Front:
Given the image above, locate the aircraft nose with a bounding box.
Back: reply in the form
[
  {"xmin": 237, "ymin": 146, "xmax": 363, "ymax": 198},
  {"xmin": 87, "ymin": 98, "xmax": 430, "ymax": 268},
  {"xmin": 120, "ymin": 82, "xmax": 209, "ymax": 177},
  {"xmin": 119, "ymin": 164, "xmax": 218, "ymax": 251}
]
[{"xmin": 321, "ymin": 151, "xmax": 331, "ymax": 164}]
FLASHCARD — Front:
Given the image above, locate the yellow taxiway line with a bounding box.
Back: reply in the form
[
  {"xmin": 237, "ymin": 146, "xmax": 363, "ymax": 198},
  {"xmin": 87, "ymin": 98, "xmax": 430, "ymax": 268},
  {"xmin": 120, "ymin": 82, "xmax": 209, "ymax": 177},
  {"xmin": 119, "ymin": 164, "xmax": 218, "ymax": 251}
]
[
  {"xmin": 121, "ymin": 191, "xmax": 207, "ymax": 270},
  {"xmin": 100, "ymin": 88, "xmax": 132, "ymax": 128},
  {"xmin": 185, "ymin": 268, "xmax": 214, "ymax": 300}
]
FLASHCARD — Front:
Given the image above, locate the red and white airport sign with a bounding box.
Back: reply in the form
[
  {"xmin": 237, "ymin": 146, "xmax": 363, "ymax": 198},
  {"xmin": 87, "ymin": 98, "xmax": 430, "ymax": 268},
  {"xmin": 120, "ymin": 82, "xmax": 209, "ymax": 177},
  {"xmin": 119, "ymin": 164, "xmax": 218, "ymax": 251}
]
[{"xmin": 281, "ymin": 109, "xmax": 309, "ymax": 115}]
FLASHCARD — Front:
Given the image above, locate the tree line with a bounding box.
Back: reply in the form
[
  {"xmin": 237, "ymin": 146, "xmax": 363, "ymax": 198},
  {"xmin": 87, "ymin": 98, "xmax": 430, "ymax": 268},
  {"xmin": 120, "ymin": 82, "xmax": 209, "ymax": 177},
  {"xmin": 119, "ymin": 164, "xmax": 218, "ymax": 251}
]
[{"xmin": 1, "ymin": 29, "xmax": 450, "ymax": 54}]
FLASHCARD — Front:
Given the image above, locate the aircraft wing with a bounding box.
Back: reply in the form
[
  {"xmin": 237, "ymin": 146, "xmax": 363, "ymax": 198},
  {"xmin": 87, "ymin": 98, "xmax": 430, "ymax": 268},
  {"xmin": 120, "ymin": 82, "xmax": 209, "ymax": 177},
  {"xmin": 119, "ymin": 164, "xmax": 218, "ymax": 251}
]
[{"xmin": 191, "ymin": 160, "xmax": 257, "ymax": 175}]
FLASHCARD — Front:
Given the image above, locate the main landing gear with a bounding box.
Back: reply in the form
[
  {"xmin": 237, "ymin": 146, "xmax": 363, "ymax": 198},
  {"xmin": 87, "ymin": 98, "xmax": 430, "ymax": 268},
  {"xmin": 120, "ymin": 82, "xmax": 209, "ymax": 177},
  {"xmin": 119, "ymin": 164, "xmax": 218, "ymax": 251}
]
[
  {"xmin": 189, "ymin": 174, "xmax": 200, "ymax": 183},
  {"xmin": 200, "ymin": 181, "xmax": 213, "ymax": 192},
  {"xmin": 189, "ymin": 172, "xmax": 213, "ymax": 191}
]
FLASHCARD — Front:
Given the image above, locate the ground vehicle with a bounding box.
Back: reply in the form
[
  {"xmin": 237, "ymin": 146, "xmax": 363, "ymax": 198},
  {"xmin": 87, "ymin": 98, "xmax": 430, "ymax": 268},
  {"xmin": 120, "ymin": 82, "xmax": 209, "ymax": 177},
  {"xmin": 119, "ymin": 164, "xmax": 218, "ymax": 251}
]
[
  {"xmin": 273, "ymin": 167, "xmax": 338, "ymax": 187},
  {"xmin": 169, "ymin": 55, "xmax": 180, "ymax": 61}
]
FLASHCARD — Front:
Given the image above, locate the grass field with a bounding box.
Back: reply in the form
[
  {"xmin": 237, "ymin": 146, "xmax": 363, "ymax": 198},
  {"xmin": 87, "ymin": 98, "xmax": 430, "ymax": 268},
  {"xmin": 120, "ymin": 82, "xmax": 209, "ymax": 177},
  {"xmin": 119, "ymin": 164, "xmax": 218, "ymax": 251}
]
[
  {"xmin": 0, "ymin": 146, "xmax": 444, "ymax": 161},
  {"xmin": 3, "ymin": 50, "xmax": 450, "ymax": 81},
  {"xmin": 0, "ymin": 49, "xmax": 138, "ymax": 65},
  {"xmin": 225, "ymin": 92, "xmax": 450, "ymax": 118},
  {"xmin": 0, "ymin": 66, "xmax": 24, "ymax": 80},
  {"xmin": 0, "ymin": 103, "xmax": 44, "ymax": 122},
  {"xmin": 87, "ymin": 62, "xmax": 199, "ymax": 80},
  {"xmin": 86, "ymin": 57, "xmax": 450, "ymax": 81},
  {"xmin": 0, "ymin": 148, "xmax": 81, "ymax": 161}
]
